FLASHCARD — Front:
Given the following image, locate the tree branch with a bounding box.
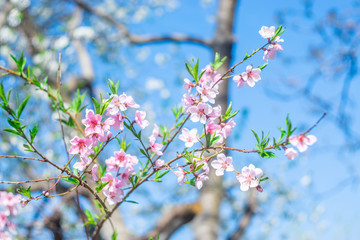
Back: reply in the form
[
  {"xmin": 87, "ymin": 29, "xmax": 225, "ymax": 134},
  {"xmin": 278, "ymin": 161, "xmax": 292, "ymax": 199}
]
[
  {"xmin": 138, "ymin": 202, "xmax": 202, "ymax": 240},
  {"xmin": 71, "ymin": 0, "xmax": 211, "ymax": 47},
  {"xmin": 228, "ymin": 189, "xmax": 257, "ymax": 240}
]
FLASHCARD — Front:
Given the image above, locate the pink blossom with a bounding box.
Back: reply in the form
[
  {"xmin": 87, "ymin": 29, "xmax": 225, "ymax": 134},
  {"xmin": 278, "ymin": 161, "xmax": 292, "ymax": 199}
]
[
  {"xmin": 174, "ymin": 168, "xmax": 186, "ymax": 185},
  {"xmin": 149, "ymin": 136, "xmax": 163, "ymax": 156},
  {"xmin": 188, "ymin": 103, "xmax": 212, "ymax": 124},
  {"xmin": 107, "ymin": 94, "xmax": 122, "ymax": 115},
  {"xmin": 236, "ymin": 164, "xmax": 263, "ymax": 191},
  {"xmin": 118, "ymin": 168, "xmax": 133, "ymax": 186},
  {"xmin": 179, "ymin": 128, "xmax": 199, "ymax": 148},
  {"xmin": 69, "ymin": 136, "xmax": 93, "ymax": 156},
  {"xmin": 151, "ymin": 124, "xmax": 160, "ymax": 138},
  {"xmin": 108, "ymin": 112, "xmax": 124, "ymax": 131},
  {"xmin": 211, "ymin": 153, "xmax": 234, "ymax": 176},
  {"xmin": 101, "ymin": 117, "xmax": 115, "ymax": 133},
  {"xmin": 73, "ymin": 156, "xmax": 91, "ymax": 171},
  {"xmin": 108, "ymin": 93, "xmax": 140, "ymax": 114},
  {"xmin": 199, "ymin": 65, "xmax": 221, "ymax": 85},
  {"xmin": 206, "ymin": 119, "xmax": 221, "ymax": 135},
  {"xmin": 181, "ymin": 93, "xmax": 197, "ymax": 111},
  {"xmin": 0, "ymin": 231, "xmax": 11, "ymax": 240},
  {"xmin": 196, "ymin": 81, "xmax": 218, "ymax": 104},
  {"xmin": 242, "ymin": 65, "xmax": 261, "ymax": 87},
  {"xmin": 233, "ymin": 74, "xmax": 245, "ymax": 88},
  {"xmin": 208, "ymin": 105, "xmax": 222, "ymax": 119},
  {"xmin": 101, "ymin": 173, "xmax": 124, "ymax": 205},
  {"xmin": 0, "ymin": 213, "xmax": 7, "ymax": 230},
  {"xmin": 205, "ymin": 120, "xmax": 223, "ymax": 144},
  {"xmin": 120, "ymin": 93, "xmax": 140, "ymax": 110},
  {"xmin": 220, "ymin": 119, "xmax": 236, "ymax": 139},
  {"xmin": 289, "ymin": 134, "xmax": 317, "ymax": 152},
  {"xmin": 259, "ymin": 26, "xmax": 275, "ymax": 39},
  {"xmin": 192, "ymin": 154, "xmax": 210, "ymax": 175},
  {"xmin": 87, "ymin": 131, "xmax": 111, "ymax": 146},
  {"xmin": 285, "ymin": 147, "xmax": 298, "ymax": 160},
  {"xmin": 263, "ymin": 37, "xmax": 284, "ymax": 62},
  {"xmin": 184, "ymin": 78, "xmax": 192, "ymax": 92},
  {"xmin": 91, "ymin": 164, "xmax": 98, "ymax": 182},
  {"xmin": 105, "ymin": 149, "xmax": 136, "ymax": 171},
  {"xmin": 82, "ymin": 109, "xmax": 103, "ymax": 136},
  {"xmin": 195, "ymin": 173, "xmax": 209, "ymax": 190},
  {"xmin": 19, "ymin": 198, "xmax": 29, "ymax": 208},
  {"xmin": 155, "ymin": 159, "xmax": 165, "ymax": 167},
  {"xmin": 0, "ymin": 192, "xmax": 21, "ymax": 216},
  {"xmin": 135, "ymin": 110, "xmax": 149, "ymax": 129}
]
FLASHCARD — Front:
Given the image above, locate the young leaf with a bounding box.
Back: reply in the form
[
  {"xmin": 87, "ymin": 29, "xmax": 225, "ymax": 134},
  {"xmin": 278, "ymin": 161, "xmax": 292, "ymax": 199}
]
[
  {"xmin": 17, "ymin": 96, "xmax": 30, "ymax": 118},
  {"xmin": 251, "ymin": 129, "xmax": 260, "ymax": 144},
  {"xmin": 29, "ymin": 124, "xmax": 38, "ymax": 143},
  {"xmin": 62, "ymin": 177, "xmax": 80, "ymax": 185}
]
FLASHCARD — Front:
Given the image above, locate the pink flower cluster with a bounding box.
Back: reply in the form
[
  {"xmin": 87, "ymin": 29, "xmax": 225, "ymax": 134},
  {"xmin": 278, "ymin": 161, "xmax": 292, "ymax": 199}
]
[
  {"xmin": 69, "ymin": 92, "xmax": 157, "ymax": 205},
  {"xmin": 258, "ymin": 26, "xmax": 284, "ymax": 62},
  {"xmin": 232, "ymin": 26, "xmax": 284, "ymax": 88},
  {"xmin": 181, "ymin": 65, "xmax": 236, "ymax": 148},
  {"xmin": 0, "ymin": 192, "xmax": 21, "ymax": 238},
  {"xmin": 175, "ymin": 152, "xmax": 211, "ymax": 190},
  {"xmin": 178, "ymin": 63, "xmax": 266, "ymax": 192},
  {"xmin": 233, "ymin": 65, "xmax": 261, "ymax": 88},
  {"xmin": 285, "ymin": 134, "xmax": 317, "ymax": 160},
  {"xmin": 236, "ymin": 164, "xmax": 263, "ymax": 191}
]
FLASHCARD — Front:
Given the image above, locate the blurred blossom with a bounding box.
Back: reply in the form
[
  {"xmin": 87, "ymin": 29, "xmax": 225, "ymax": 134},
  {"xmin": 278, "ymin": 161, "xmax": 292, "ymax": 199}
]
[
  {"xmin": 300, "ymin": 175, "xmax": 312, "ymax": 187},
  {"xmin": 73, "ymin": 27, "xmax": 96, "ymax": 41},
  {"xmin": 146, "ymin": 78, "xmax": 164, "ymax": 90},
  {"xmin": 53, "ymin": 36, "xmax": 70, "ymax": 50},
  {"xmin": 0, "ymin": 27, "xmax": 16, "ymax": 43},
  {"xmin": 7, "ymin": 8, "xmax": 22, "ymax": 27},
  {"xmin": 136, "ymin": 48, "xmax": 150, "ymax": 62},
  {"xmin": 10, "ymin": 0, "xmax": 30, "ymax": 10},
  {"xmin": 31, "ymin": 36, "xmax": 50, "ymax": 50},
  {"xmin": 132, "ymin": 6, "xmax": 149, "ymax": 23},
  {"xmin": 155, "ymin": 53, "xmax": 169, "ymax": 65}
]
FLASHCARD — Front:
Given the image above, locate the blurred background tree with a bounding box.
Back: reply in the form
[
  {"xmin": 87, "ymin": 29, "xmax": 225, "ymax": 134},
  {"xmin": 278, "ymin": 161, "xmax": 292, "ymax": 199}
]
[{"xmin": 0, "ymin": 0, "xmax": 359, "ymax": 239}]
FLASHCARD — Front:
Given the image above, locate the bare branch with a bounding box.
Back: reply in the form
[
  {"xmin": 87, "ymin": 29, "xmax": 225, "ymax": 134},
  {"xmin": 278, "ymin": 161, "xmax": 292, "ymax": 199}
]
[
  {"xmin": 71, "ymin": 0, "xmax": 211, "ymax": 47},
  {"xmin": 138, "ymin": 202, "xmax": 201, "ymax": 240},
  {"xmin": 228, "ymin": 189, "xmax": 257, "ymax": 240}
]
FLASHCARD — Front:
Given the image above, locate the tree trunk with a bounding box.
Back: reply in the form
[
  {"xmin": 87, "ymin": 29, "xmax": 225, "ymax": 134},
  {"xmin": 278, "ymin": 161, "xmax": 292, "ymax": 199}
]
[{"xmin": 193, "ymin": 0, "xmax": 239, "ymax": 239}]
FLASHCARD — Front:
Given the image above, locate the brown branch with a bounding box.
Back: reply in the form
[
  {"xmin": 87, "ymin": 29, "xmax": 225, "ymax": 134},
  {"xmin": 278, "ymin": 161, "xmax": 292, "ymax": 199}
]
[
  {"xmin": 71, "ymin": 0, "xmax": 211, "ymax": 47},
  {"xmin": 0, "ymin": 65, "xmax": 85, "ymax": 136},
  {"xmin": 228, "ymin": 189, "xmax": 257, "ymax": 240},
  {"xmin": 138, "ymin": 202, "xmax": 202, "ymax": 240}
]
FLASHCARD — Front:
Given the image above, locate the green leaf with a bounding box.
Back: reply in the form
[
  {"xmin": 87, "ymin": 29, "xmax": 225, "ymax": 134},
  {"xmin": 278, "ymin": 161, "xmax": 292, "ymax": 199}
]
[
  {"xmin": 3, "ymin": 128, "xmax": 22, "ymax": 137},
  {"xmin": 8, "ymin": 118, "xmax": 21, "ymax": 130},
  {"xmin": 225, "ymin": 102, "xmax": 232, "ymax": 116},
  {"xmin": 154, "ymin": 170, "xmax": 169, "ymax": 181},
  {"xmin": 62, "ymin": 177, "xmax": 80, "ymax": 185},
  {"xmin": 96, "ymin": 181, "xmax": 109, "ymax": 193},
  {"xmin": 251, "ymin": 129, "xmax": 260, "ymax": 144},
  {"xmin": 185, "ymin": 63, "xmax": 194, "ymax": 78},
  {"xmin": 124, "ymin": 200, "xmax": 139, "ymax": 204},
  {"xmin": 0, "ymin": 81, "xmax": 7, "ymax": 103},
  {"xmin": 112, "ymin": 231, "xmax": 118, "ymax": 240},
  {"xmin": 16, "ymin": 186, "xmax": 31, "ymax": 198},
  {"xmin": 29, "ymin": 124, "xmax": 38, "ymax": 143},
  {"xmin": 16, "ymin": 96, "xmax": 30, "ymax": 118},
  {"xmin": 10, "ymin": 54, "xmax": 18, "ymax": 65},
  {"xmin": 258, "ymin": 63, "xmax": 268, "ymax": 70},
  {"xmin": 259, "ymin": 151, "xmax": 276, "ymax": 158},
  {"xmin": 92, "ymin": 97, "xmax": 100, "ymax": 114}
]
